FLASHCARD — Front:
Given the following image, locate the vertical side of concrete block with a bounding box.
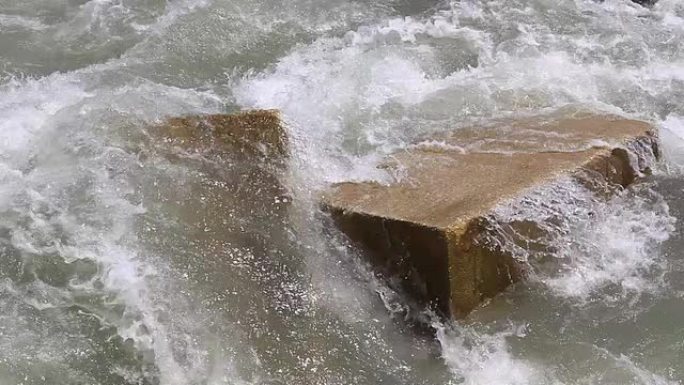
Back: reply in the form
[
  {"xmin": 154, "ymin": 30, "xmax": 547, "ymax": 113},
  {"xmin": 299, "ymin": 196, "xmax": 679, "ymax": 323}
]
[
  {"xmin": 158, "ymin": 110, "xmax": 287, "ymax": 159},
  {"xmin": 328, "ymin": 209, "xmax": 452, "ymax": 316},
  {"xmin": 446, "ymin": 218, "xmax": 525, "ymax": 318}
]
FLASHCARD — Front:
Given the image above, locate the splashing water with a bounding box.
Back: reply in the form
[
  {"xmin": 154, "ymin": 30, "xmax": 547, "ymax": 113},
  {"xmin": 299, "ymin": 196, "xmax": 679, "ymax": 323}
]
[
  {"xmin": 486, "ymin": 177, "xmax": 675, "ymax": 303},
  {"xmin": 435, "ymin": 321, "xmax": 545, "ymax": 385},
  {"xmin": 1, "ymin": 0, "xmax": 684, "ymax": 384}
]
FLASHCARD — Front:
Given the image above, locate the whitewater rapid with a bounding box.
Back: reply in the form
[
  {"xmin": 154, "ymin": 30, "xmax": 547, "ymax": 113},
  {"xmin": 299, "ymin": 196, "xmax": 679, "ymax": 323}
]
[{"xmin": 0, "ymin": 0, "xmax": 683, "ymax": 384}]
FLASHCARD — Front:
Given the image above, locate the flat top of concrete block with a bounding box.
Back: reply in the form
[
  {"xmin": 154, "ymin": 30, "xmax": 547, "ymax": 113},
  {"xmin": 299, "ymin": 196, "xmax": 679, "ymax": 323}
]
[
  {"xmin": 324, "ymin": 113, "xmax": 654, "ymax": 231},
  {"xmin": 151, "ymin": 109, "xmax": 287, "ymax": 158}
]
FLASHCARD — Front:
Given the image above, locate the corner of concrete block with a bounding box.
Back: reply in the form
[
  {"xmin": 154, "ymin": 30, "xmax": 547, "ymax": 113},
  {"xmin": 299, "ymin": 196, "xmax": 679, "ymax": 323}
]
[
  {"xmin": 578, "ymin": 133, "xmax": 660, "ymax": 191},
  {"xmin": 446, "ymin": 217, "xmax": 526, "ymax": 319},
  {"xmin": 324, "ymin": 207, "xmax": 453, "ymax": 316}
]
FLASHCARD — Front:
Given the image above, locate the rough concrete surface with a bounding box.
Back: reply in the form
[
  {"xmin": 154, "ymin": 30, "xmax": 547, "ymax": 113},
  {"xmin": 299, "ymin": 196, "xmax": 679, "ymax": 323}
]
[{"xmin": 324, "ymin": 113, "xmax": 658, "ymax": 318}]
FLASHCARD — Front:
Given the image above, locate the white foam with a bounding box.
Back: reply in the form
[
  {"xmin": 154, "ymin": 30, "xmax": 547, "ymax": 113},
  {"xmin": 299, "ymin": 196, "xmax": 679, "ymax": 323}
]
[
  {"xmin": 0, "ymin": 65, "xmax": 235, "ymax": 383},
  {"xmin": 435, "ymin": 320, "xmax": 548, "ymax": 385},
  {"xmin": 234, "ymin": 12, "xmax": 494, "ymax": 187},
  {"xmin": 0, "ymin": 14, "xmax": 48, "ymax": 31},
  {"xmin": 151, "ymin": 0, "xmax": 212, "ymax": 33},
  {"xmin": 589, "ymin": 345, "xmax": 677, "ymax": 385},
  {"xmin": 492, "ymin": 179, "xmax": 675, "ymax": 302},
  {"xmin": 66, "ymin": 0, "xmax": 210, "ymax": 36},
  {"xmin": 545, "ymin": 192, "xmax": 673, "ymax": 300},
  {"xmin": 660, "ymin": 115, "xmax": 684, "ymax": 174},
  {"xmin": 0, "ymin": 75, "xmax": 90, "ymax": 160}
]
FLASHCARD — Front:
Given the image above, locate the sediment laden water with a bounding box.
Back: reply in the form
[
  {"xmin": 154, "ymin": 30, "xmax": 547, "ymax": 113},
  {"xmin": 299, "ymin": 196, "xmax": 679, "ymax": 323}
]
[{"xmin": 1, "ymin": 0, "xmax": 684, "ymax": 384}]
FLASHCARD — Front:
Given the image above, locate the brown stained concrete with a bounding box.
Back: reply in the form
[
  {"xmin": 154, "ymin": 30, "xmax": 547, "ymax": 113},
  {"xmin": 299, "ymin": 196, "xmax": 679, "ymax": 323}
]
[
  {"xmin": 143, "ymin": 111, "xmax": 350, "ymax": 383},
  {"xmin": 143, "ymin": 109, "xmax": 293, "ymax": 268},
  {"xmin": 151, "ymin": 109, "xmax": 287, "ymax": 159},
  {"xmin": 323, "ymin": 114, "xmax": 658, "ymax": 319}
]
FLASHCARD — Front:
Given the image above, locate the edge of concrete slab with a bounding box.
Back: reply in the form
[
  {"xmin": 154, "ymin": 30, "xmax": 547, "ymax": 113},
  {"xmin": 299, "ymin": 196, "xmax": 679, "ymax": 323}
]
[{"xmin": 151, "ymin": 109, "xmax": 287, "ymax": 159}]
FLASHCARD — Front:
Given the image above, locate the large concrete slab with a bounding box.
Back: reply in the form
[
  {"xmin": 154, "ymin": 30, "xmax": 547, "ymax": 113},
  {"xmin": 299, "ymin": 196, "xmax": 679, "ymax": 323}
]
[{"xmin": 323, "ymin": 112, "xmax": 658, "ymax": 319}]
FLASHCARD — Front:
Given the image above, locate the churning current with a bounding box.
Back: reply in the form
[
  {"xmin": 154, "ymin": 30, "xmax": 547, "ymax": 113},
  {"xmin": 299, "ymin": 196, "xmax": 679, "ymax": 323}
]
[{"xmin": 1, "ymin": 0, "xmax": 684, "ymax": 384}]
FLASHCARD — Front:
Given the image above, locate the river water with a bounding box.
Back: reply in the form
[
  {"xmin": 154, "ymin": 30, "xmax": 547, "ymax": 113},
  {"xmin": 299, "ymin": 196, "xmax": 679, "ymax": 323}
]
[{"xmin": 1, "ymin": 0, "xmax": 684, "ymax": 384}]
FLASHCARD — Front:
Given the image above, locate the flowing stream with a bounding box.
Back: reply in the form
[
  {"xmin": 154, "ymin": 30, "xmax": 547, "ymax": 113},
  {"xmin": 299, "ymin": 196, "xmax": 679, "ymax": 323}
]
[{"xmin": 1, "ymin": 0, "xmax": 684, "ymax": 384}]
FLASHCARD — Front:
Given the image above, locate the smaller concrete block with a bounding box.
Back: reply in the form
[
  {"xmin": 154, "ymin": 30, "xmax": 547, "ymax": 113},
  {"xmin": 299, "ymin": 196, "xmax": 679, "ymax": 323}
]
[
  {"xmin": 153, "ymin": 109, "xmax": 287, "ymax": 159},
  {"xmin": 144, "ymin": 109, "xmax": 292, "ymax": 252}
]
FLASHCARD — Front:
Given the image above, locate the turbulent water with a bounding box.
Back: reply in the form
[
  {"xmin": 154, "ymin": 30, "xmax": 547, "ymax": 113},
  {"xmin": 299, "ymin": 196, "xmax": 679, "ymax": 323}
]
[{"xmin": 1, "ymin": 0, "xmax": 684, "ymax": 384}]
